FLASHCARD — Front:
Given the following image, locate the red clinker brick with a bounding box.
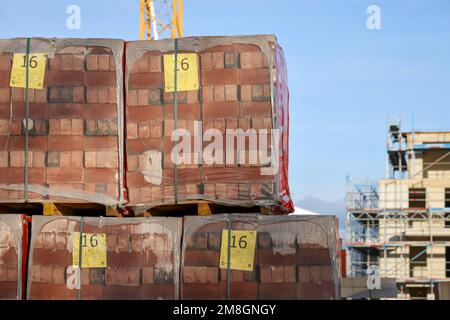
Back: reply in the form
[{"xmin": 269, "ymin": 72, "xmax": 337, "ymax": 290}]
[
  {"xmin": 297, "ymin": 282, "xmax": 332, "ymax": 300},
  {"xmin": 85, "ymin": 72, "xmax": 116, "ymax": 87},
  {"xmin": 80, "ymin": 285, "xmax": 104, "ymax": 300},
  {"xmin": 28, "ymin": 283, "xmax": 73, "ymax": 300},
  {"xmin": 201, "ymin": 69, "xmax": 238, "ymax": 85},
  {"xmin": 258, "ymin": 250, "xmax": 296, "ymax": 266},
  {"xmin": 84, "ymin": 168, "xmax": 117, "ymax": 184},
  {"xmin": 105, "ymin": 268, "xmax": 127, "ymax": 286},
  {"xmin": 206, "ymin": 232, "xmax": 220, "ymax": 251},
  {"xmin": 39, "ymin": 266, "xmax": 53, "ymax": 283},
  {"xmin": 258, "ymin": 232, "xmax": 272, "ymax": 249},
  {"xmin": 7, "ymin": 266, "xmax": 18, "ymax": 282},
  {"xmin": 106, "ymin": 234, "xmax": 117, "ymax": 252},
  {"xmin": 0, "ymin": 248, "xmax": 17, "ymax": 265},
  {"xmin": 298, "ymin": 266, "xmax": 311, "ymax": 284},
  {"xmin": 310, "ymin": 266, "xmax": 322, "ymax": 283},
  {"xmin": 183, "ymin": 266, "xmax": 195, "ymax": 284},
  {"xmin": 83, "ymin": 105, "xmax": 117, "ymax": 120},
  {"xmin": 32, "ymin": 248, "xmax": 70, "ymax": 267},
  {"xmin": 0, "ymin": 54, "xmax": 12, "ymax": 71},
  {"xmin": 98, "ymin": 54, "xmax": 111, "ymax": 71},
  {"xmin": 238, "ymin": 69, "xmax": 270, "ymax": 85},
  {"xmin": 211, "ymin": 52, "xmax": 224, "ymax": 69},
  {"xmin": 107, "ymin": 252, "xmax": 142, "ymax": 268},
  {"xmin": 240, "ymin": 52, "xmax": 252, "ymax": 69},
  {"xmin": 183, "ymin": 250, "xmax": 220, "ymax": 267},
  {"xmin": 47, "ymin": 167, "xmax": 83, "ymax": 184},
  {"xmin": 103, "ymin": 286, "xmax": 141, "ymax": 300},
  {"xmin": 127, "ymin": 90, "xmax": 138, "ymax": 106},
  {"xmin": 117, "ymin": 234, "xmax": 130, "ymax": 252},
  {"xmin": 0, "ymin": 266, "xmax": 8, "ymax": 281},
  {"xmin": 201, "ymin": 52, "xmax": 212, "ymax": 70},
  {"xmin": 182, "ymin": 284, "xmax": 224, "ymax": 300},
  {"xmin": 322, "ymin": 265, "xmax": 332, "ymax": 282},
  {"xmin": 131, "ymin": 234, "xmax": 142, "ymax": 252},
  {"xmin": 52, "ymin": 266, "xmax": 66, "ymax": 284},
  {"xmin": 128, "ymin": 73, "xmax": 164, "ymax": 89},
  {"xmin": 202, "ymin": 102, "xmax": 239, "ymax": 119},
  {"xmin": 213, "ymin": 85, "xmax": 225, "ymax": 102},
  {"xmin": 44, "ymin": 71, "xmax": 84, "ymax": 86},
  {"xmin": 206, "ymin": 267, "xmax": 219, "ymax": 284},
  {"xmin": 284, "ymin": 266, "xmax": 297, "ymax": 283},
  {"xmin": 194, "ymin": 266, "xmax": 207, "ymax": 284},
  {"xmin": 251, "ymin": 51, "xmax": 264, "ymax": 68},
  {"xmin": 0, "ymin": 72, "xmax": 10, "ymax": 86},
  {"xmin": 260, "ymin": 266, "xmax": 272, "ymax": 283},
  {"xmin": 127, "ymin": 269, "xmax": 141, "ymax": 286},
  {"xmin": 84, "ymin": 137, "xmax": 118, "ymax": 151},
  {"xmin": 271, "ymin": 266, "xmax": 284, "ymax": 283},
  {"xmin": 73, "ymin": 54, "xmax": 84, "ymax": 70},
  {"xmin": 142, "ymin": 267, "xmax": 154, "ymax": 284},
  {"xmin": 42, "ymin": 232, "xmax": 56, "ymax": 249},
  {"xmin": 297, "ymin": 248, "xmax": 331, "ymax": 265},
  {"xmin": 0, "ymin": 283, "xmax": 17, "ymax": 300},
  {"xmin": 48, "ymin": 136, "xmax": 83, "ymax": 151},
  {"xmin": 224, "ymin": 52, "xmax": 240, "ymax": 69},
  {"xmin": 259, "ymin": 283, "xmax": 297, "ymax": 300},
  {"xmin": 230, "ymin": 282, "xmax": 258, "ymax": 300},
  {"xmin": 86, "ymin": 54, "xmax": 98, "ymax": 71},
  {"xmin": 141, "ymin": 284, "xmax": 175, "ymax": 300}
]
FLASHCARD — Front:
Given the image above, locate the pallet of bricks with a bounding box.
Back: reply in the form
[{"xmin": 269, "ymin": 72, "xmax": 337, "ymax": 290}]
[
  {"xmin": 0, "ymin": 38, "xmax": 125, "ymax": 208},
  {"xmin": 27, "ymin": 216, "xmax": 181, "ymax": 299},
  {"xmin": 0, "ymin": 214, "xmax": 30, "ymax": 300},
  {"xmin": 125, "ymin": 35, "xmax": 293, "ymax": 214},
  {"xmin": 181, "ymin": 214, "xmax": 340, "ymax": 300}
]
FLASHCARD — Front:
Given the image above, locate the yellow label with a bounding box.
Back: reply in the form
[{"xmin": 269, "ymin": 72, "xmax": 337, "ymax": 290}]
[
  {"xmin": 219, "ymin": 230, "xmax": 257, "ymax": 272},
  {"xmin": 163, "ymin": 53, "xmax": 199, "ymax": 92},
  {"xmin": 10, "ymin": 53, "xmax": 47, "ymax": 89},
  {"xmin": 72, "ymin": 232, "xmax": 107, "ymax": 268}
]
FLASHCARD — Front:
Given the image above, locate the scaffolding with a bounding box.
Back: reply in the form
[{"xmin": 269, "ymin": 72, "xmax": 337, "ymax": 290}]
[{"xmin": 346, "ymin": 120, "xmax": 450, "ymax": 300}]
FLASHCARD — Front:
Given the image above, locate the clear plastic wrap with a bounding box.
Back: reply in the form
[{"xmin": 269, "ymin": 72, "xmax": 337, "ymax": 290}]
[
  {"xmin": 125, "ymin": 35, "xmax": 293, "ymax": 213},
  {"xmin": 180, "ymin": 214, "xmax": 340, "ymax": 300},
  {"xmin": 27, "ymin": 215, "xmax": 181, "ymax": 300},
  {"xmin": 0, "ymin": 38, "xmax": 125, "ymax": 206},
  {"xmin": 0, "ymin": 214, "xmax": 29, "ymax": 300}
]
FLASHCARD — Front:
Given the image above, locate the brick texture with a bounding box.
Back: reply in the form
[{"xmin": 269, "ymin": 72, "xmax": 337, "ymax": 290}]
[
  {"xmin": 0, "ymin": 39, "xmax": 123, "ymax": 204},
  {"xmin": 180, "ymin": 215, "xmax": 340, "ymax": 300},
  {"xmin": 125, "ymin": 36, "xmax": 293, "ymax": 213},
  {"xmin": 27, "ymin": 216, "xmax": 181, "ymax": 300},
  {"xmin": 0, "ymin": 214, "xmax": 28, "ymax": 300}
]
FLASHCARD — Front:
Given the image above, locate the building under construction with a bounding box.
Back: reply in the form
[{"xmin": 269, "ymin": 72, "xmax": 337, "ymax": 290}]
[{"xmin": 346, "ymin": 119, "xmax": 450, "ymax": 300}]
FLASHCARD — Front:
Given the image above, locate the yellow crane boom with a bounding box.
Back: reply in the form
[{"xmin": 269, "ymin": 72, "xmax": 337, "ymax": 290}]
[{"xmin": 140, "ymin": 0, "xmax": 183, "ymax": 40}]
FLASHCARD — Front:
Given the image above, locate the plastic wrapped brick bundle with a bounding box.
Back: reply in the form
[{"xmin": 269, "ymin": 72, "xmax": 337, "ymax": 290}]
[
  {"xmin": 180, "ymin": 214, "xmax": 340, "ymax": 300},
  {"xmin": 0, "ymin": 38, "xmax": 125, "ymax": 206},
  {"xmin": 27, "ymin": 216, "xmax": 181, "ymax": 300},
  {"xmin": 125, "ymin": 35, "xmax": 293, "ymax": 214},
  {"xmin": 0, "ymin": 214, "xmax": 30, "ymax": 300}
]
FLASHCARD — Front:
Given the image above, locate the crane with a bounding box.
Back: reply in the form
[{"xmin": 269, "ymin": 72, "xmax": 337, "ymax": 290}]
[{"xmin": 140, "ymin": 0, "xmax": 183, "ymax": 40}]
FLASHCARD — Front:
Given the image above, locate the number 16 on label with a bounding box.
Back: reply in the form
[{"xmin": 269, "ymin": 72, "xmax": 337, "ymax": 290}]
[
  {"xmin": 163, "ymin": 53, "xmax": 199, "ymax": 92},
  {"xmin": 10, "ymin": 53, "xmax": 47, "ymax": 90},
  {"xmin": 219, "ymin": 230, "xmax": 257, "ymax": 272}
]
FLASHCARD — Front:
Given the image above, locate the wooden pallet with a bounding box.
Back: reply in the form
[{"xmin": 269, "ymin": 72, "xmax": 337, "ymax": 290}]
[{"xmin": 141, "ymin": 200, "xmax": 272, "ymax": 217}]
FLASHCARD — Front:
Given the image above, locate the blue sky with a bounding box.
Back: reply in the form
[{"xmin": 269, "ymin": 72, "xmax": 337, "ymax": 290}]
[{"xmin": 1, "ymin": 0, "xmax": 450, "ymax": 213}]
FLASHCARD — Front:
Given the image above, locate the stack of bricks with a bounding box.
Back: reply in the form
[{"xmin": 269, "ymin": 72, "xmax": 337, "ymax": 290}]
[
  {"xmin": 0, "ymin": 39, "xmax": 124, "ymax": 205},
  {"xmin": 125, "ymin": 35, "xmax": 293, "ymax": 212},
  {"xmin": 0, "ymin": 214, "xmax": 27, "ymax": 300},
  {"xmin": 126, "ymin": 47, "xmax": 202, "ymax": 206},
  {"xmin": 180, "ymin": 215, "xmax": 340, "ymax": 300},
  {"xmin": 27, "ymin": 216, "xmax": 181, "ymax": 300}
]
